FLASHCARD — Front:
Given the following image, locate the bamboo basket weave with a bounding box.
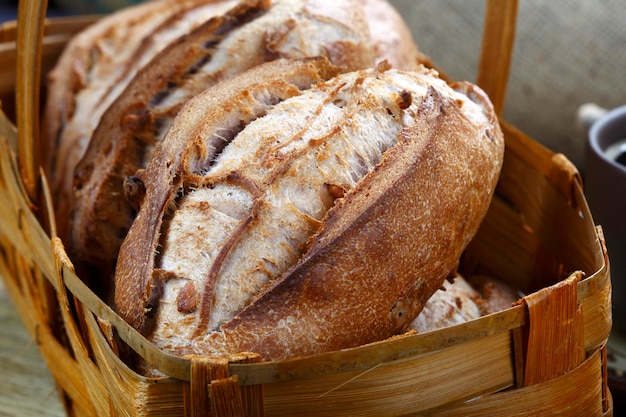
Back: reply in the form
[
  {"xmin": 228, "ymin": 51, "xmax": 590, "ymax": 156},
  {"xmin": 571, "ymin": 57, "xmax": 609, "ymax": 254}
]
[{"xmin": 0, "ymin": 0, "xmax": 614, "ymax": 415}]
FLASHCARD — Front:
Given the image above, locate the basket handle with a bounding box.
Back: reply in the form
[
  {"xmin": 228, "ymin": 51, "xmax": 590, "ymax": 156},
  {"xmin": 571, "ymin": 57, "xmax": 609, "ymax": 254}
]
[
  {"xmin": 16, "ymin": 0, "xmax": 48, "ymax": 204},
  {"xmin": 476, "ymin": 0, "xmax": 519, "ymax": 116}
]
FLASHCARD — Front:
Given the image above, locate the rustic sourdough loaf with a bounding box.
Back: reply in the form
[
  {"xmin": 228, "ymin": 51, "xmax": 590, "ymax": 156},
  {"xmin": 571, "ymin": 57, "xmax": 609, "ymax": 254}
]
[
  {"xmin": 409, "ymin": 275, "xmax": 483, "ymax": 334},
  {"xmin": 114, "ymin": 58, "xmax": 504, "ymax": 361},
  {"xmin": 43, "ymin": 0, "xmax": 238, "ymax": 242},
  {"xmin": 67, "ymin": 0, "xmax": 420, "ymax": 285},
  {"xmin": 409, "ymin": 274, "xmax": 520, "ymax": 334}
]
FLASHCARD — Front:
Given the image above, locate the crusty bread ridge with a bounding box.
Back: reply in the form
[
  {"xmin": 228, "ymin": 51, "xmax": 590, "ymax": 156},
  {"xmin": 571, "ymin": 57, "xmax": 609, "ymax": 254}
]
[
  {"xmin": 70, "ymin": 0, "xmax": 275, "ymax": 281},
  {"xmin": 114, "ymin": 58, "xmax": 504, "ymax": 361},
  {"xmin": 69, "ymin": 0, "xmax": 415, "ymax": 284}
]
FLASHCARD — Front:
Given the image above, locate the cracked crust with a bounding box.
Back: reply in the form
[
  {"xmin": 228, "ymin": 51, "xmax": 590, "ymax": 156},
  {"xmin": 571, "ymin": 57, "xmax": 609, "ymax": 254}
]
[
  {"xmin": 43, "ymin": 0, "xmax": 238, "ymax": 244},
  {"xmin": 114, "ymin": 61, "xmax": 504, "ymax": 361}
]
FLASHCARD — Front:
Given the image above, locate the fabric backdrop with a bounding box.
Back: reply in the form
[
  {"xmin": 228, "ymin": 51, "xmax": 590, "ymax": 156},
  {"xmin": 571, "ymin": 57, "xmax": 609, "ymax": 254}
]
[{"xmin": 390, "ymin": 0, "xmax": 626, "ymax": 174}]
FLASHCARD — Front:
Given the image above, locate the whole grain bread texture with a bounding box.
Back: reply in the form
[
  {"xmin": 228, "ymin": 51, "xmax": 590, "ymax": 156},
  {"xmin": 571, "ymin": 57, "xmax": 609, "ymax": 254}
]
[
  {"xmin": 114, "ymin": 58, "xmax": 504, "ymax": 362},
  {"xmin": 65, "ymin": 0, "xmax": 421, "ymax": 285}
]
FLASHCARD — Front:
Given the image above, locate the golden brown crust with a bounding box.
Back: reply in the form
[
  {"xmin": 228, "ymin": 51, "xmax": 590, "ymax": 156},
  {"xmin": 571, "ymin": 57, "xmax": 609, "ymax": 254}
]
[
  {"xmin": 114, "ymin": 57, "xmax": 342, "ymax": 331},
  {"xmin": 70, "ymin": 0, "xmax": 272, "ymax": 280},
  {"xmin": 43, "ymin": 0, "xmax": 234, "ymax": 244},
  {"xmin": 69, "ymin": 0, "xmax": 377, "ymax": 282},
  {"xmin": 114, "ymin": 62, "xmax": 503, "ymax": 361},
  {"xmin": 49, "ymin": 0, "xmax": 504, "ymax": 363},
  {"xmin": 202, "ymin": 83, "xmax": 503, "ymax": 360}
]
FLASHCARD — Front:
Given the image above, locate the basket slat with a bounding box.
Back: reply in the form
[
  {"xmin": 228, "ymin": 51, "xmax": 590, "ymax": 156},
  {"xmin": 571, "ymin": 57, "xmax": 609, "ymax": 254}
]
[
  {"xmin": 520, "ymin": 272, "xmax": 586, "ymax": 386},
  {"xmin": 209, "ymin": 376, "xmax": 245, "ymax": 417},
  {"xmin": 433, "ymin": 348, "xmax": 609, "ymax": 417},
  {"xmin": 52, "ymin": 240, "xmax": 112, "ymax": 417},
  {"xmin": 1, "ymin": 34, "xmax": 72, "ymax": 99},
  {"xmin": 476, "ymin": 0, "xmax": 519, "ymax": 115},
  {"xmin": 0, "ymin": 14, "xmax": 98, "ymax": 42},
  {"xmin": 0, "ymin": 135, "xmax": 57, "ymax": 284},
  {"xmin": 263, "ymin": 334, "xmax": 513, "ymax": 416},
  {"xmin": 15, "ymin": 0, "xmax": 47, "ymax": 202},
  {"xmin": 82, "ymin": 309, "xmax": 186, "ymax": 417},
  {"xmin": 0, "ymin": 15, "xmax": 98, "ymax": 126},
  {"xmin": 186, "ymin": 357, "xmax": 230, "ymax": 417}
]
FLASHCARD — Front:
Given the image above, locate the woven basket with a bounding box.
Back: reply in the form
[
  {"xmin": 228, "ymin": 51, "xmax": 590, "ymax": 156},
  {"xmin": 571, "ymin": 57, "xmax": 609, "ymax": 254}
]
[{"xmin": 0, "ymin": 0, "xmax": 614, "ymax": 415}]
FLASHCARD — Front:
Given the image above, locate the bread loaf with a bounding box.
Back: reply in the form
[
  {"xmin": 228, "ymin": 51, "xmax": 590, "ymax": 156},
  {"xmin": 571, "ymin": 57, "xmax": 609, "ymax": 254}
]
[
  {"xmin": 409, "ymin": 275, "xmax": 482, "ymax": 333},
  {"xmin": 466, "ymin": 274, "xmax": 521, "ymax": 315},
  {"xmin": 409, "ymin": 274, "xmax": 521, "ymax": 333},
  {"xmin": 43, "ymin": 0, "xmax": 239, "ymax": 242},
  {"xmin": 46, "ymin": 0, "xmax": 504, "ymax": 363},
  {"xmin": 66, "ymin": 0, "xmax": 421, "ymax": 284},
  {"xmin": 114, "ymin": 57, "xmax": 504, "ymax": 361}
]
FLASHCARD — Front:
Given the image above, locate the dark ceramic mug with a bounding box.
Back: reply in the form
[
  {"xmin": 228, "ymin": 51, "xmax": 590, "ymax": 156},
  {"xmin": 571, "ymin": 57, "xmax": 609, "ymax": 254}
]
[{"xmin": 586, "ymin": 105, "xmax": 626, "ymax": 333}]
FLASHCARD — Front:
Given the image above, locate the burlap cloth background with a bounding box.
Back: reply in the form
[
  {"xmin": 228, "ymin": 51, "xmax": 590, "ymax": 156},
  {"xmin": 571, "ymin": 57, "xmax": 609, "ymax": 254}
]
[{"xmin": 390, "ymin": 0, "xmax": 626, "ymax": 174}]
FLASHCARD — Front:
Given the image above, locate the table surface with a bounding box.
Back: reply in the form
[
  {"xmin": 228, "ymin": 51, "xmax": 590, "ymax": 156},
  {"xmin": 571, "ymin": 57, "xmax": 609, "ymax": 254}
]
[{"xmin": 0, "ymin": 279, "xmax": 65, "ymax": 417}]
